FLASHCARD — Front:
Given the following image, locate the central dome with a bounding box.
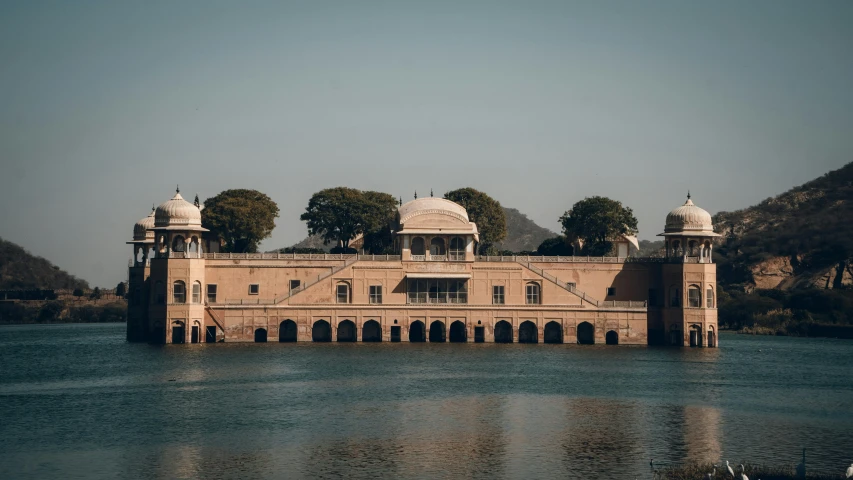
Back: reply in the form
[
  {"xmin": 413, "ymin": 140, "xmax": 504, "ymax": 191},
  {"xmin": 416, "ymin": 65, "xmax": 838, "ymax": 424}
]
[
  {"xmin": 154, "ymin": 191, "xmax": 202, "ymax": 228},
  {"xmin": 398, "ymin": 197, "xmax": 470, "ymax": 224},
  {"xmin": 664, "ymin": 196, "xmax": 714, "ymax": 234}
]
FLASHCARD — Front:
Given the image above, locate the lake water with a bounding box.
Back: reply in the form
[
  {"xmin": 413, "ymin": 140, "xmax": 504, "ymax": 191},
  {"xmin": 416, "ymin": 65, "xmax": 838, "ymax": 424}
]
[{"xmin": 1, "ymin": 324, "xmax": 851, "ymax": 479}]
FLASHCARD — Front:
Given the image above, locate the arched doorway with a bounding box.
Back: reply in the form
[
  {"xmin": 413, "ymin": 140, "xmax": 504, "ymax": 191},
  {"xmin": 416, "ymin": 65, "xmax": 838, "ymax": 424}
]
[
  {"xmin": 577, "ymin": 322, "xmax": 594, "ymax": 345},
  {"xmin": 429, "ymin": 321, "xmax": 445, "ymax": 342},
  {"xmin": 171, "ymin": 321, "xmax": 185, "ymax": 344},
  {"xmin": 363, "ymin": 320, "xmax": 382, "ymax": 342},
  {"xmin": 689, "ymin": 325, "xmax": 703, "ymax": 347},
  {"xmin": 449, "ymin": 321, "xmax": 466, "ymax": 343},
  {"xmin": 669, "ymin": 328, "xmax": 682, "ymax": 346},
  {"xmin": 518, "ymin": 321, "xmax": 538, "ymax": 343},
  {"xmin": 605, "ymin": 330, "xmax": 618, "ymax": 345},
  {"xmin": 708, "ymin": 326, "xmax": 717, "ymax": 348},
  {"xmin": 409, "ymin": 321, "xmax": 425, "ymax": 342},
  {"xmin": 312, "ymin": 320, "xmax": 331, "ymax": 342},
  {"xmin": 279, "ymin": 319, "xmax": 297, "ymax": 342},
  {"xmin": 338, "ymin": 320, "xmax": 356, "ymax": 342},
  {"xmin": 494, "ymin": 321, "xmax": 513, "ymax": 343},
  {"xmin": 411, "ymin": 237, "xmax": 425, "ymax": 256},
  {"xmin": 254, "ymin": 328, "xmax": 268, "ymax": 343},
  {"xmin": 544, "ymin": 321, "xmax": 562, "ymax": 344}
]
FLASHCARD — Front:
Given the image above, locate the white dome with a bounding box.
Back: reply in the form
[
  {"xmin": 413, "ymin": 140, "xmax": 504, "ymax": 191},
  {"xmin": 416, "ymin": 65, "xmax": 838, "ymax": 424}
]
[
  {"xmin": 132, "ymin": 208, "xmax": 156, "ymax": 241},
  {"xmin": 664, "ymin": 195, "xmax": 714, "ymax": 234},
  {"xmin": 154, "ymin": 190, "xmax": 202, "ymax": 228},
  {"xmin": 398, "ymin": 197, "xmax": 470, "ymax": 224}
]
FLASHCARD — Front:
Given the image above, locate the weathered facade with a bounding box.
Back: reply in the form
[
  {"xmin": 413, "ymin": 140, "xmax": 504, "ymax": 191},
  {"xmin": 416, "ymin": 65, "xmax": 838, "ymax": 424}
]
[{"xmin": 127, "ymin": 192, "xmax": 719, "ymax": 347}]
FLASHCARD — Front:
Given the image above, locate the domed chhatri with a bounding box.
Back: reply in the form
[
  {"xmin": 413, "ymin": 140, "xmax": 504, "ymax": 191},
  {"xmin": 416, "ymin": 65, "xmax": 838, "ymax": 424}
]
[
  {"xmin": 398, "ymin": 197, "xmax": 471, "ymax": 224},
  {"xmin": 132, "ymin": 207, "xmax": 156, "ymax": 241},
  {"xmin": 661, "ymin": 193, "xmax": 719, "ymax": 237},
  {"xmin": 154, "ymin": 189, "xmax": 202, "ymax": 228}
]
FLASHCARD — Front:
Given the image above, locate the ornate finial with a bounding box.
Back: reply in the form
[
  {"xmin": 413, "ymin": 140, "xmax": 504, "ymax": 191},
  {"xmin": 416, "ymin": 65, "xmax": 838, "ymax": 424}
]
[
  {"xmin": 176, "ymin": 184, "xmax": 180, "ymax": 193},
  {"xmin": 151, "ymin": 203, "xmax": 155, "ymax": 212},
  {"xmin": 414, "ymin": 190, "xmax": 418, "ymax": 199},
  {"xmin": 430, "ymin": 188, "xmax": 433, "ymax": 197},
  {"xmin": 687, "ymin": 190, "xmax": 691, "ymax": 200},
  {"xmin": 399, "ymin": 196, "xmax": 402, "ymax": 206}
]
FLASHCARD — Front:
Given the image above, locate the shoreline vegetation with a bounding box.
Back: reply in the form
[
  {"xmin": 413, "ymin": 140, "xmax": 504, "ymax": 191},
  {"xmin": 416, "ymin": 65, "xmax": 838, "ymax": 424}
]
[
  {"xmin": 655, "ymin": 462, "xmax": 848, "ymax": 479},
  {"xmin": 0, "ymin": 299, "xmax": 126, "ymax": 325}
]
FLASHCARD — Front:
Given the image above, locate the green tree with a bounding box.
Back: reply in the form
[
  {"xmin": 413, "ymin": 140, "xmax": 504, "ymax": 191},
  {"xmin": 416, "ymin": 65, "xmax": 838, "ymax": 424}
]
[
  {"xmin": 537, "ymin": 236, "xmax": 574, "ymax": 256},
  {"xmin": 202, "ymin": 189, "xmax": 280, "ymax": 253},
  {"xmin": 444, "ymin": 188, "xmax": 507, "ymax": 254},
  {"xmin": 90, "ymin": 287, "xmax": 102, "ymax": 300},
  {"xmin": 72, "ymin": 288, "xmax": 84, "ymax": 299},
  {"xmin": 560, "ymin": 196, "xmax": 638, "ymax": 256},
  {"xmin": 300, "ymin": 188, "xmax": 397, "ymax": 252},
  {"xmin": 115, "ymin": 282, "xmax": 126, "ymax": 298}
]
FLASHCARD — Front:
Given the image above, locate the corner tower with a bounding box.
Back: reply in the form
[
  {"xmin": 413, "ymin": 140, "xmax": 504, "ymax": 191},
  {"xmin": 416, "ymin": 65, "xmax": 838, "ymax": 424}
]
[
  {"xmin": 147, "ymin": 188, "xmax": 209, "ymax": 344},
  {"xmin": 126, "ymin": 207, "xmax": 155, "ymax": 342},
  {"xmin": 658, "ymin": 194, "xmax": 720, "ymax": 347}
]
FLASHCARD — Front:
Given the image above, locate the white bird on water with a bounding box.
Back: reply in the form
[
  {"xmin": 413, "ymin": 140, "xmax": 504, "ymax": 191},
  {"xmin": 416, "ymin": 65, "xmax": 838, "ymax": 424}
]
[
  {"xmin": 739, "ymin": 464, "xmax": 749, "ymax": 480},
  {"xmin": 726, "ymin": 460, "xmax": 735, "ymax": 478},
  {"xmin": 845, "ymin": 462, "xmax": 853, "ymax": 478}
]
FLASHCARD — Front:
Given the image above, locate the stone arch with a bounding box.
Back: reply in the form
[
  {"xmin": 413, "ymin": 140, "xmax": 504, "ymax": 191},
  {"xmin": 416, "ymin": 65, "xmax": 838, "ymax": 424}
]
[
  {"xmin": 577, "ymin": 322, "xmax": 594, "ymax": 345},
  {"xmin": 362, "ymin": 320, "xmax": 382, "ymax": 342},
  {"xmin": 409, "ymin": 320, "xmax": 426, "ymax": 342},
  {"xmin": 172, "ymin": 280, "xmax": 186, "ymax": 304},
  {"xmin": 708, "ymin": 325, "xmax": 717, "ymax": 348},
  {"xmin": 605, "ymin": 330, "xmax": 618, "ymax": 345},
  {"xmin": 525, "ymin": 282, "xmax": 541, "ymax": 305},
  {"xmin": 172, "ymin": 235, "xmax": 186, "ymax": 252},
  {"xmin": 669, "ymin": 325, "xmax": 682, "ymax": 346},
  {"xmin": 669, "ymin": 285, "xmax": 680, "ymax": 307},
  {"xmin": 192, "ymin": 281, "xmax": 202, "ymax": 303},
  {"xmin": 430, "ymin": 237, "xmax": 446, "ymax": 256},
  {"xmin": 544, "ymin": 321, "xmax": 562, "ymax": 344},
  {"xmin": 171, "ymin": 320, "xmax": 185, "ymax": 344},
  {"xmin": 688, "ymin": 240, "xmax": 698, "ymax": 256},
  {"xmin": 449, "ymin": 236, "xmax": 465, "ymax": 259},
  {"xmin": 279, "ymin": 319, "xmax": 297, "ymax": 342},
  {"xmin": 411, "ymin": 237, "xmax": 425, "ymax": 256},
  {"xmin": 337, "ymin": 320, "xmax": 356, "ymax": 342},
  {"xmin": 449, "ymin": 321, "xmax": 466, "ymax": 343},
  {"xmin": 135, "ymin": 247, "xmax": 144, "ymax": 263},
  {"xmin": 706, "ymin": 285, "xmax": 715, "ymax": 308},
  {"xmin": 689, "ymin": 324, "xmax": 703, "ymax": 347},
  {"xmin": 429, "ymin": 320, "xmax": 446, "ymax": 342},
  {"xmin": 518, "ymin": 321, "xmax": 538, "ymax": 343},
  {"xmin": 494, "ymin": 320, "xmax": 513, "ymax": 343},
  {"xmin": 254, "ymin": 328, "xmax": 268, "ymax": 343},
  {"xmin": 312, "ymin": 320, "xmax": 332, "ymax": 342},
  {"xmin": 189, "ymin": 236, "xmax": 199, "ymax": 254},
  {"xmin": 688, "ymin": 284, "xmax": 701, "ymax": 308}
]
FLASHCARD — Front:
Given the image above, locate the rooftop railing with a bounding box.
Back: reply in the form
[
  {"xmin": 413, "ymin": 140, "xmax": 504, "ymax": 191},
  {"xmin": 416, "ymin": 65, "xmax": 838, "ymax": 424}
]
[
  {"xmin": 203, "ymin": 253, "xmax": 357, "ymax": 260},
  {"xmin": 476, "ymin": 255, "xmax": 708, "ymax": 264}
]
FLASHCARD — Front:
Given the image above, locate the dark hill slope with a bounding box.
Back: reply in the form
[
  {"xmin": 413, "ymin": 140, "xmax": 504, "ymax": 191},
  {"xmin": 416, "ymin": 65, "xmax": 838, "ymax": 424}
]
[
  {"xmin": 0, "ymin": 237, "xmax": 89, "ymax": 290},
  {"xmin": 713, "ymin": 162, "xmax": 853, "ymax": 290}
]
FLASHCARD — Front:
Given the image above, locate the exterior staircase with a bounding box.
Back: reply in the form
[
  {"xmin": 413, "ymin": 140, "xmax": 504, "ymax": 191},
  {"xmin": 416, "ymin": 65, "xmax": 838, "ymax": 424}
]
[
  {"xmin": 274, "ymin": 254, "xmax": 359, "ymax": 304},
  {"xmin": 203, "ymin": 302, "xmax": 227, "ymax": 341},
  {"xmin": 518, "ymin": 261, "xmax": 602, "ymax": 307}
]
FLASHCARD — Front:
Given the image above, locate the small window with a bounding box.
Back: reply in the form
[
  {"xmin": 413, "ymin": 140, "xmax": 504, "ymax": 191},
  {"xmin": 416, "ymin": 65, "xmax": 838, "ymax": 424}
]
[
  {"xmin": 290, "ymin": 279, "xmax": 301, "ymax": 291},
  {"xmin": 492, "ymin": 285, "xmax": 505, "ymax": 305},
  {"xmin": 337, "ymin": 284, "xmax": 349, "ymax": 304},
  {"xmin": 249, "ymin": 284, "xmax": 260, "ymax": 295},
  {"xmin": 670, "ymin": 287, "xmax": 680, "ymax": 307},
  {"xmin": 369, "ymin": 285, "xmax": 382, "ymax": 304},
  {"xmin": 173, "ymin": 281, "xmax": 186, "ymax": 304},
  {"xmin": 449, "ymin": 237, "xmax": 465, "ymax": 260},
  {"xmin": 706, "ymin": 287, "xmax": 715, "ymax": 308},
  {"xmin": 526, "ymin": 283, "xmax": 540, "ymax": 305},
  {"xmin": 207, "ymin": 284, "xmax": 217, "ymax": 303},
  {"xmin": 688, "ymin": 285, "xmax": 701, "ymax": 308},
  {"xmin": 192, "ymin": 281, "xmax": 201, "ymax": 304},
  {"xmin": 566, "ymin": 282, "xmax": 576, "ymax": 290},
  {"xmin": 607, "ymin": 287, "xmax": 616, "ymax": 297}
]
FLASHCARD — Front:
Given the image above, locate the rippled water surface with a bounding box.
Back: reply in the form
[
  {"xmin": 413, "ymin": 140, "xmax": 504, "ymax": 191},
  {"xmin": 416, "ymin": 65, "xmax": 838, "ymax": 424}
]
[{"xmin": 1, "ymin": 324, "xmax": 852, "ymax": 479}]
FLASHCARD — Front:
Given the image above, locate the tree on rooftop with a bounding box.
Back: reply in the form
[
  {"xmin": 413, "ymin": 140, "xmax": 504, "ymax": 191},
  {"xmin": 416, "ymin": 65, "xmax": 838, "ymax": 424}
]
[
  {"xmin": 301, "ymin": 188, "xmax": 397, "ymax": 253},
  {"xmin": 202, "ymin": 189, "xmax": 280, "ymax": 253},
  {"xmin": 444, "ymin": 188, "xmax": 507, "ymax": 254},
  {"xmin": 559, "ymin": 196, "xmax": 638, "ymax": 256}
]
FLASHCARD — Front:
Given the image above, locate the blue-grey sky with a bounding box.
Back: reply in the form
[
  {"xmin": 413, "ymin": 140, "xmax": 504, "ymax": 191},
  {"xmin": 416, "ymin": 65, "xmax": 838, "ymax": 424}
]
[{"xmin": 1, "ymin": 0, "xmax": 852, "ymax": 287}]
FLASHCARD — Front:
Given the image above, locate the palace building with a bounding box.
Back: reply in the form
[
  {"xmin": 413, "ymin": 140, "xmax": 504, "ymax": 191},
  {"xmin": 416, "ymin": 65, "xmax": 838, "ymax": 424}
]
[{"xmin": 126, "ymin": 191, "xmax": 719, "ymax": 347}]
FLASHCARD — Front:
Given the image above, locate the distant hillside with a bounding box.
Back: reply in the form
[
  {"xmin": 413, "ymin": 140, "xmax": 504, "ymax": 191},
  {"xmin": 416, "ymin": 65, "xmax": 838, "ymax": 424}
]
[
  {"xmin": 713, "ymin": 162, "xmax": 853, "ymax": 290},
  {"xmin": 0, "ymin": 238, "xmax": 89, "ymax": 290},
  {"xmin": 279, "ymin": 206, "xmax": 557, "ymax": 254},
  {"xmin": 493, "ymin": 208, "xmax": 557, "ymax": 252}
]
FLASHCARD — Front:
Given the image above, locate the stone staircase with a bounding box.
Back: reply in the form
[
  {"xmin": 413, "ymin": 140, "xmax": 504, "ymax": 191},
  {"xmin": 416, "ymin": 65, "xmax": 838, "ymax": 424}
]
[
  {"xmin": 274, "ymin": 255, "xmax": 359, "ymax": 304},
  {"xmin": 518, "ymin": 261, "xmax": 602, "ymax": 307}
]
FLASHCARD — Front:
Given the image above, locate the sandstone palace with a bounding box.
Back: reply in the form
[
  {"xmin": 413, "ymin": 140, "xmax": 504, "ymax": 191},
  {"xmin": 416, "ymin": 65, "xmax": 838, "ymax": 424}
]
[{"xmin": 126, "ymin": 191, "xmax": 719, "ymax": 347}]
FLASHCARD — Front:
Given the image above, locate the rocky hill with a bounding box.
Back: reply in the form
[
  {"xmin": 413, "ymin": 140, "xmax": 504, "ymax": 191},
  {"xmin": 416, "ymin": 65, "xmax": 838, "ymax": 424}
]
[
  {"xmin": 0, "ymin": 237, "xmax": 89, "ymax": 290},
  {"xmin": 280, "ymin": 207, "xmax": 558, "ymax": 254},
  {"xmin": 713, "ymin": 161, "xmax": 853, "ymax": 290}
]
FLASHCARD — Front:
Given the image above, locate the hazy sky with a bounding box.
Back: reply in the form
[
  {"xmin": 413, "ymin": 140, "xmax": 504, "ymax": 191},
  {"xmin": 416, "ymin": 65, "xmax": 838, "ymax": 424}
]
[{"xmin": 1, "ymin": 0, "xmax": 852, "ymax": 287}]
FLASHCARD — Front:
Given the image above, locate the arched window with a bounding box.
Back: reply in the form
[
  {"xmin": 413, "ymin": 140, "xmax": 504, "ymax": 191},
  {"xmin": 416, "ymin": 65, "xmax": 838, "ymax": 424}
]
[
  {"xmin": 172, "ymin": 235, "xmax": 186, "ymax": 252},
  {"xmin": 706, "ymin": 285, "xmax": 715, "ymax": 308},
  {"xmin": 411, "ymin": 237, "xmax": 425, "ymax": 256},
  {"xmin": 526, "ymin": 282, "xmax": 541, "ymax": 305},
  {"xmin": 430, "ymin": 237, "xmax": 445, "ymax": 256},
  {"xmin": 189, "ymin": 236, "xmax": 199, "ymax": 254},
  {"xmin": 192, "ymin": 281, "xmax": 201, "ymax": 303},
  {"xmin": 669, "ymin": 286, "xmax": 680, "ymax": 307},
  {"xmin": 173, "ymin": 281, "xmax": 186, "ymax": 304},
  {"xmin": 449, "ymin": 237, "xmax": 465, "ymax": 260},
  {"xmin": 687, "ymin": 284, "xmax": 701, "ymax": 308},
  {"xmin": 336, "ymin": 282, "xmax": 350, "ymax": 304},
  {"xmin": 671, "ymin": 240, "xmax": 681, "ymax": 257},
  {"xmin": 688, "ymin": 240, "xmax": 698, "ymax": 256},
  {"xmin": 154, "ymin": 281, "xmax": 165, "ymax": 305}
]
